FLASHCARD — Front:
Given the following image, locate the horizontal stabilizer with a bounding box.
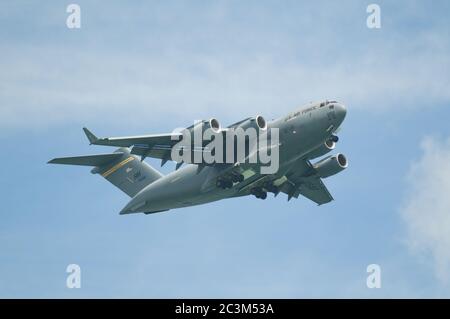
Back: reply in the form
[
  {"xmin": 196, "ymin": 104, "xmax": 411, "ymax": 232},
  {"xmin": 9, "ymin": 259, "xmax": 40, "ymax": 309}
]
[
  {"xmin": 48, "ymin": 148, "xmax": 163, "ymax": 197},
  {"xmin": 48, "ymin": 153, "xmax": 123, "ymax": 166}
]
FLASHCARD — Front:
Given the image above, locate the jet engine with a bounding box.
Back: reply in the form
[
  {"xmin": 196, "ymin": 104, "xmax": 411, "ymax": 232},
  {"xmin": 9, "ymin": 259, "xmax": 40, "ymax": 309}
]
[
  {"xmin": 206, "ymin": 118, "xmax": 221, "ymax": 133},
  {"xmin": 236, "ymin": 115, "xmax": 268, "ymax": 131},
  {"xmin": 187, "ymin": 118, "xmax": 221, "ymax": 136},
  {"xmin": 313, "ymin": 153, "xmax": 348, "ymax": 178},
  {"xmin": 306, "ymin": 140, "xmax": 336, "ymax": 160},
  {"xmin": 255, "ymin": 115, "xmax": 268, "ymax": 130}
]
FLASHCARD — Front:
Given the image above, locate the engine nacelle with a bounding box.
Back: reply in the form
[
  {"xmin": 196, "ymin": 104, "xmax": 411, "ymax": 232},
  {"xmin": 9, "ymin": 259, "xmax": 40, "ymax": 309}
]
[
  {"xmin": 236, "ymin": 115, "xmax": 268, "ymax": 131},
  {"xmin": 206, "ymin": 118, "xmax": 221, "ymax": 133},
  {"xmin": 313, "ymin": 153, "xmax": 348, "ymax": 178},
  {"xmin": 306, "ymin": 140, "xmax": 336, "ymax": 160},
  {"xmin": 187, "ymin": 118, "xmax": 221, "ymax": 137}
]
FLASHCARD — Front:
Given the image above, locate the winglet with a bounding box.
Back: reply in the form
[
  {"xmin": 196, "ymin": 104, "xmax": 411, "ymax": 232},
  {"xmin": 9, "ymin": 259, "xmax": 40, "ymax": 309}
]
[{"xmin": 83, "ymin": 127, "xmax": 98, "ymax": 145}]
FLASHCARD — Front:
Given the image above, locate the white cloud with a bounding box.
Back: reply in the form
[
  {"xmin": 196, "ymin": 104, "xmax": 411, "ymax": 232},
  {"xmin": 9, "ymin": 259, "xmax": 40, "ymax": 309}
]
[
  {"xmin": 1, "ymin": 41, "xmax": 449, "ymax": 132},
  {"xmin": 401, "ymin": 136, "xmax": 450, "ymax": 284},
  {"xmin": 0, "ymin": 2, "xmax": 449, "ymax": 131}
]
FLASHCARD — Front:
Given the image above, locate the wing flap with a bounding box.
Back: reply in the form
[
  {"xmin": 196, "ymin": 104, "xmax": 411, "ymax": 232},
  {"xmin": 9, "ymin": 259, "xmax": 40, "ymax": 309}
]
[
  {"xmin": 92, "ymin": 133, "xmax": 182, "ymax": 147},
  {"xmin": 82, "ymin": 128, "xmax": 182, "ymax": 148},
  {"xmin": 291, "ymin": 176, "xmax": 333, "ymax": 205},
  {"xmin": 281, "ymin": 157, "xmax": 334, "ymax": 205}
]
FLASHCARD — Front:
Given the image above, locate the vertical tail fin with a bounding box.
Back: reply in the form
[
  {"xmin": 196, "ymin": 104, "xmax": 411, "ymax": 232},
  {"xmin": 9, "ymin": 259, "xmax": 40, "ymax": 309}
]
[
  {"xmin": 82, "ymin": 127, "xmax": 99, "ymax": 144},
  {"xmin": 48, "ymin": 148, "xmax": 162, "ymax": 197}
]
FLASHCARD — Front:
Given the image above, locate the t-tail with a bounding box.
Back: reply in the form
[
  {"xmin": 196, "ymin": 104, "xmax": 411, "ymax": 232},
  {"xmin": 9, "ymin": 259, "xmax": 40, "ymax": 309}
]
[{"xmin": 48, "ymin": 147, "xmax": 162, "ymax": 198}]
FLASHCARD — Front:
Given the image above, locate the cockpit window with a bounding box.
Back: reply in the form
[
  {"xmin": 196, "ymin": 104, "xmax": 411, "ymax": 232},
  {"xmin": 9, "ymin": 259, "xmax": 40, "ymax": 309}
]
[{"xmin": 329, "ymin": 104, "xmax": 334, "ymax": 109}]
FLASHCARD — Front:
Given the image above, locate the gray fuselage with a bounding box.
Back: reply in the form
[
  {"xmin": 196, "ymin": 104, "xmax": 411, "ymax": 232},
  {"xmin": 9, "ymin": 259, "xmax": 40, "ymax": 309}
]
[{"xmin": 120, "ymin": 101, "xmax": 347, "ymax": 214}]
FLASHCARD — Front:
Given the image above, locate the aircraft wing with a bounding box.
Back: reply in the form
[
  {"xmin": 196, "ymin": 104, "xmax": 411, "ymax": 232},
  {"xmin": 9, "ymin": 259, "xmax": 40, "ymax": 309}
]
[
  {"xmin": 83, "ymin": 127, "xmax": 182, "ymax": 147},
  {"xmin": 279, "ymin": 175, "xmax": 333, "ymax": 205},
  {"xmin": 234, "ymin": 158, "xmax": 333, "ymax": 205},
  {"xmin": 82, "ymin": 127, "xmax": 227, "ymax": 166},
  {"xmin": 83, "ymin": 127, "xmax": 186, "ymax": 164},
  {"xmin": 227, "ymin": 117, "xmax": 252, "ymax": 129},
  {"xmin": 279, "ymin": 159, "xmax": 333, "ymax": 205}
]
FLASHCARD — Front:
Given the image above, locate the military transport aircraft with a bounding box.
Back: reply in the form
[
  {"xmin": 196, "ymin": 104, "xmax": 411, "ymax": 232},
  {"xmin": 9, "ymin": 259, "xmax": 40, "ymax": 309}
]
[{"xmin": 48, "ymin": 100, "xmax": 347, "ymax": 215}]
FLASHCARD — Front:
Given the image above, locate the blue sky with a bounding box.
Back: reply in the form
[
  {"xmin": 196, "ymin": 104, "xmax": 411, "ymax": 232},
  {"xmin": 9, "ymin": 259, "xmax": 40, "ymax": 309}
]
[{"xmin": 1, "ymin": 1, "xmax": 450, "ymax": 298}]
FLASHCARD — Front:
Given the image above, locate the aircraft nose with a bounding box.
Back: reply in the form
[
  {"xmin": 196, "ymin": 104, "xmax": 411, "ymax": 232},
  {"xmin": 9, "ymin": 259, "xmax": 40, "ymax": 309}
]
[{"xmin": 335, "ymin": 103, "xmax": 347, "ymax": 123}]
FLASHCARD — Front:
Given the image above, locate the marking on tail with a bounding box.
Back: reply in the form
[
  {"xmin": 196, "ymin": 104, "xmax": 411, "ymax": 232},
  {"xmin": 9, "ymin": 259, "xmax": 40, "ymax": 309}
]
[{"xmin": 102, "ymin": 157, "xmax": 134, "ymax": 177}]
